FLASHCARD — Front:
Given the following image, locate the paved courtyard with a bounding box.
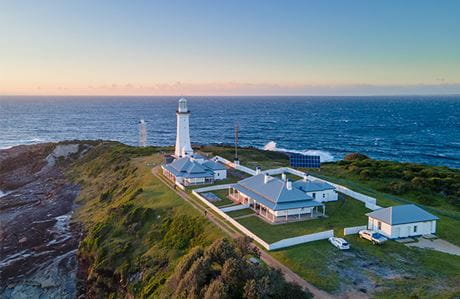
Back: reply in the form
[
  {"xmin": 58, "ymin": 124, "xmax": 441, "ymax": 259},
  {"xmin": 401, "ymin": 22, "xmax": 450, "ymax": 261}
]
[{"xmin": 406, "ymin": 237, "xmax": 460, "ymax": 256}]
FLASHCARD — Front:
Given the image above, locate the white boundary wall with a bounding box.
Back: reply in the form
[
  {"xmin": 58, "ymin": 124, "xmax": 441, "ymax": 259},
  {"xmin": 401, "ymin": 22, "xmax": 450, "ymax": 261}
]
[
  {"xmin": 344, "ymin": 225, "xmax": 367, "ymax": 235},
  {"xmin": 193, "ymin": 186, "xmax": 335, "ymax": 251},
  {"xmin": 306, "ymin": 175, "xmax": 382, "ymax": 211},
  {"xmin": 221, "ymin": 204, "xmax": 250, "ymax": 213},
  {"xmin": 193, "ymin": 189, "xmax": 271, "ymax": 250},
  {"xmin": 270, "ymin": 230, "xmax": 334, "ymax": 250},
  {"xmin": 214, "ymin": 156, "xmax": 256, "ymax": 175},
  {"xmin": 192, "ymin": 184, "xmax": 234, "ymax": 192}
]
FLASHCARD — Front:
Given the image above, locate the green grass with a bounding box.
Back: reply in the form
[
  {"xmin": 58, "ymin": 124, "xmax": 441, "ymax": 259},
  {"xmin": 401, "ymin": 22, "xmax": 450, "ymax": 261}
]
[
  {"xmin": 237, "ymin": 195, "xmax": 369, "ymax": 243},
  {"xmin": 199, "ymin": 145, "xmax": 289, "ymax": 170},
  {"xmin": 204, "ymin": 189, "xmax": 235, "ymax": 207},
  {"xmin": 226, "ymin": 208, "xmax": 255, "ymax": 218},
  {"xmin": 271, "ymin": 235, "xmax": 460, "ymax": 296},
  {"xmin": 308, "ymin": 168, "xmax": 460, "ymax": 246},
  {"xmin": 71, "ymin": 143, "xmax": 224, "ymax": 297}
]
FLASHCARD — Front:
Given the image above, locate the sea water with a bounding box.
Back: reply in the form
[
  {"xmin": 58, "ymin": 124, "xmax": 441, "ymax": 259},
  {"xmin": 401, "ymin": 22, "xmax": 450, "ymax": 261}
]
[{"xmin": 0, "ymin": 96, "xmax": 459, "ymax": 168}]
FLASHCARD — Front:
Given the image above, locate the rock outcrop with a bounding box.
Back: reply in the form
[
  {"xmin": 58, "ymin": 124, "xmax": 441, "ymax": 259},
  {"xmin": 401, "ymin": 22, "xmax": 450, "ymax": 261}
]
[{"xmin": 0, "ymin": 142, "xmax": 91, "ymax": 298}]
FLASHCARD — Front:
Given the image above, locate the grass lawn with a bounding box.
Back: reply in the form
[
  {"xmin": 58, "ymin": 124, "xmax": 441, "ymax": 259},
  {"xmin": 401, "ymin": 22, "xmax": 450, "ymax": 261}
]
[
  {"xmin": 271, "ymin": 235, "xmax": 460, "ymax": 297},
  {"xmin": 226, "ymin": 208, "xmax": 255, "ymax": 218},
  {"xmin": 237, "ymin": 195, "xmax": 369, "ymax": 243},
  {"xmin": 205, "ymin": 189, "xmax": 235, "ymax": 207}
]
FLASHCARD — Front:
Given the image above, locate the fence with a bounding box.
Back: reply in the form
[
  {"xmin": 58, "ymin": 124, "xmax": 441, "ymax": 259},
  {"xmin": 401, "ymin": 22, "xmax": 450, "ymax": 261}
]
[
  {"xmin": 221, "ymin": 204, "xmax": 250, "ymax": 213},
  {"xmin": 307, "ymin": 175, "xmax": 382, "ymax": 211},
  {"xmin": 263, "ymin": 167, "xmax": 306, "ymax": 178},
  {"xmin": 193, "ymin": 187, "xmax": 335, "ymax": 251},
  {"xmin": 269, "ymin": 230, "xmax": 334, "ymax": 250},
  {"xmin": 343, "ymin": 225, "xmax": 367, "ymax": 236},
  {"xmin": 192, "ymin": 189, "xmax": 271, "ymax": 250},
  {"xmin": 214, "ymin": 156, "xmax": 256, "ymax": 175}
]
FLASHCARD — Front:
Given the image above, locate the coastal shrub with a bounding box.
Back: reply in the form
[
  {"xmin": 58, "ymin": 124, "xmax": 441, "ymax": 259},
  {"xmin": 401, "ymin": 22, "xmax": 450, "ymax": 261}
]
[
  {"xmin": 161, "ymin": 214, "xmax": 205, "ymax": 250},
  {"xmin": 165, "ymin": 238, "xmax": 311, "ymax": 299},
  {"xmin": 344, "ymin": 153, "xmax": 369, "ymax": 161}
]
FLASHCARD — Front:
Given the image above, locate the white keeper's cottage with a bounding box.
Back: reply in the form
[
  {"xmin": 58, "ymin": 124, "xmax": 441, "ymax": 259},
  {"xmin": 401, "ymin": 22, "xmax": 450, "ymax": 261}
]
[
  {"xmin": 229, "ymin": 173, "xmax": 325, "ymax": 223},
  {"xmin": 366, "ymin": 204, "xmax": 439, "ymax": 239}
]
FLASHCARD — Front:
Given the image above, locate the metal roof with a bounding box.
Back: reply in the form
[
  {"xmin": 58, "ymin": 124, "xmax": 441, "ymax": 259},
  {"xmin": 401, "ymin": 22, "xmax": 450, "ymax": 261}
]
[
  {"xmin": 293, "ymin": 180, "xmax": 336, "ymax": 192},
  {"xmin": 366, "ymin": 204, "xmax": 439, "ymax": 225},
  {"xmin": 202, "ymin": 160, "xmax": 226, "ymax": 171},
  {"xmin": 234, "ymin": 174, "xmax": 322, "ymax": 211},
  {"xmin": 164, "ymin": 157, "xmax": 215, "ymax": 178}
]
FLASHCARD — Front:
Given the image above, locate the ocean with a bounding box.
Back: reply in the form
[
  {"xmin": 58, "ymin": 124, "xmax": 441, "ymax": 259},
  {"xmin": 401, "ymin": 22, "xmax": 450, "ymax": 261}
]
[{"xmin": 1, "ymin": 96, "xmax": 459, "ymax": 168}]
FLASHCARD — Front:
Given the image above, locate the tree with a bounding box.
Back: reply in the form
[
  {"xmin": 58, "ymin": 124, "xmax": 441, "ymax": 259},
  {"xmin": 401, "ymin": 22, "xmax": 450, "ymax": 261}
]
[
  {"xmin": 203, "ymin": 278, "xmax": 230, "ymax": 299},
  {"xmin": 243, "ymin": 279, "xmax": 260, "ymax": 299}
]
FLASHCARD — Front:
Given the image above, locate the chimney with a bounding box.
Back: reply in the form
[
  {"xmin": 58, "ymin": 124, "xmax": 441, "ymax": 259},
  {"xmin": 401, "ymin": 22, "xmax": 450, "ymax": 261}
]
[
  {"xmin": 286, "ymin": 180, "xmax": 292, "ymax": 190},
  {"xmin": 281, "ymin": 173, "xmax": 287, "ymax": 181},
  {"xmin": 256, "ymin": 166, "xmax": 261, "ymax": 175},
  {"xmin": 264, "ymin": 173, "xmax": 270, "ymax": 184},
  {"xmin": 303, "ymin": 174, "xmax": 308, "ymax": 182}
]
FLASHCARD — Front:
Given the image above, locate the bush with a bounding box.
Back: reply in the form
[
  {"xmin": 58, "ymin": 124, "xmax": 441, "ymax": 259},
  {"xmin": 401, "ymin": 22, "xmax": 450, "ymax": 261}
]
[{"xmin": 344, "ymin": 153, "xmax": 369, "ymax": 161}]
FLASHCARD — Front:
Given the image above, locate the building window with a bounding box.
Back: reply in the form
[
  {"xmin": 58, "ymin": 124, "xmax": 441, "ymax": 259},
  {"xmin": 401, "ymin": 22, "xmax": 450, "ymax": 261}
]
[
  {"xmin": 414, "ymin": 226, "xmax": 417, "ymax": 233},
  {"xmin": 378, "ymin": 221, "xmax": 382, "ymax": 230}
]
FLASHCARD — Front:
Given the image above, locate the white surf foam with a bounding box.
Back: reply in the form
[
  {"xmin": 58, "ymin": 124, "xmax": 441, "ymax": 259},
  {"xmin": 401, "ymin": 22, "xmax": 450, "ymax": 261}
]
[{"xmin": 262, "ymin": 141, "xmax": 335, "ymax": 162}]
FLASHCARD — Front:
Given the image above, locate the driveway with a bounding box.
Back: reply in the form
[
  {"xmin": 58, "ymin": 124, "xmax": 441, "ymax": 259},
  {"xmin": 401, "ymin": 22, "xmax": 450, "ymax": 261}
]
[{"xmin": 406, "ymin": 237, "xmax": 460, "ymax": 256}]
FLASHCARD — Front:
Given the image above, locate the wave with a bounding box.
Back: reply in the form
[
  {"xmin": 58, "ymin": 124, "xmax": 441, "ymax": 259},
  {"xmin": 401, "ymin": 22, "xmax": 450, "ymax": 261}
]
[
  {"xmin": 262, "ymin": 141, "xmax": 335, "ymax": 162},
  {"xmin": 0, "ymin": 137, "xmax": 49, "ymax": 150}
]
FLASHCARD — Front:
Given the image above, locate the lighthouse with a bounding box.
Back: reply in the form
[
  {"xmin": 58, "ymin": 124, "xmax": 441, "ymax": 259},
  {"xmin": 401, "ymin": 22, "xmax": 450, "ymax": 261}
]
[{"xmin": 174, "ymin": 97, "xmax": 194, "ymax": 157}]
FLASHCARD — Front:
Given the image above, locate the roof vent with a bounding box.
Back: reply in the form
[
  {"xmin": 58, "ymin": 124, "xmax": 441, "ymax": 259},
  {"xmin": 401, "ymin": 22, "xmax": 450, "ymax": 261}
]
[
  {"xmin": 286, "ymin": 180, "xmax": 292, "ymax": 190},
  {"xmin": 264, "ymin": 173, "xmax": 270, "ymax": 184},
  {"xmin": 256, "ymin": 166, "xmax": 261, "ymax": 175},
  {"xmin": 281, "ymin": 173, "xmax": 287, "ymax": 181}
]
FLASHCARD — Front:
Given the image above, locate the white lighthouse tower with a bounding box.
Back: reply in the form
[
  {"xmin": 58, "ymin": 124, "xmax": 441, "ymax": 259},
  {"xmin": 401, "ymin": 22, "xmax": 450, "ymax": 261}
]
[{"xmin": 174, "ymin": 97, "xmax": 193, "ymax": 157}]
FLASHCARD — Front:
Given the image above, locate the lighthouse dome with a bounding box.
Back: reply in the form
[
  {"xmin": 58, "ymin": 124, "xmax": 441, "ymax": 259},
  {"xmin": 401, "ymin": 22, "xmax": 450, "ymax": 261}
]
[{"xmin": 178, "ymin": 97, "xmax": 188, "ymax": 113}]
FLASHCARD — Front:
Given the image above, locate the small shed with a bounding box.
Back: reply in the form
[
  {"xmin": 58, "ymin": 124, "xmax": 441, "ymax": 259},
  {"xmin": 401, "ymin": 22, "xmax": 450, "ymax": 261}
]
[{"xmin": 366, "ymin": 204, "xmax": 439, "ymax": 239}]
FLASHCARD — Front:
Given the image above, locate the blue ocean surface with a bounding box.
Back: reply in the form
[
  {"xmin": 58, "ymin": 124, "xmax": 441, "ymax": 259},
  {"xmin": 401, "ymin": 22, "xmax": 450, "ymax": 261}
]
[{"xmin": 1, "ymin": 96, "xmax": 459, "ymax": 168}]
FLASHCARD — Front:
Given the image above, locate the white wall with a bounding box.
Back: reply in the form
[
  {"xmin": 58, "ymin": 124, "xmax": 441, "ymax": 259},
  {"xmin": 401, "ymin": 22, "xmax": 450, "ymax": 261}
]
[
  {"xmin": 307, "ymin": 189, "xmax": 338, "ymax": 202},
  {"xmin": 368, "ymin": 217, "xmax": 436, "ymax": 239},
  {"xmin": 220, "ymin": 204, "xmax": 249, "ymax": 213},
  {"xmin": 269, "ymin": 230, "xmax": 334, "ymax": 250},
  {"xmin": 214, "ymin": 156, "xmax": 256, "ymax": 175},
  {"xmin": 214, "ymin": 169, "xmax": 227, "ymax": 180},
  {"xmin": 307, "ymin": 175, "xmax": 381, "ymax": 210},
  {"xmin": 344, "ymin": 225, "xmax": 367, "ymax": 235}
]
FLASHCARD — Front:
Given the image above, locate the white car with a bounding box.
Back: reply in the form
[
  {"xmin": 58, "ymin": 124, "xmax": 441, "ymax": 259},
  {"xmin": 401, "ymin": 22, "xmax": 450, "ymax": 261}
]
[
  {"xmin": 359, "ymin": 230, "xmax": 388, "ymax": 245},
  {"xmin": 328, "ymin": 237, "xmax": 350, "ymax": 250}
]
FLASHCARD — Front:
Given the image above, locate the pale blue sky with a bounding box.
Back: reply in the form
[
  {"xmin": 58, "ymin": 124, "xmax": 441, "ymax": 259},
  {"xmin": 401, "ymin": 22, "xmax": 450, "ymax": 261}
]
[{"xmin": 1, "ymin": 0, "xmax": 459, "ymax": 95}]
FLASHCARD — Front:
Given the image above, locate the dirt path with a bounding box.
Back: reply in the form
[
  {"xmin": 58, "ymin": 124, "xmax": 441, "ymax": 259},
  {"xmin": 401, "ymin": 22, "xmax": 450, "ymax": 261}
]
[{"xmin": 153, "ymin": 167, "xmax": 335, "ymax": 299}]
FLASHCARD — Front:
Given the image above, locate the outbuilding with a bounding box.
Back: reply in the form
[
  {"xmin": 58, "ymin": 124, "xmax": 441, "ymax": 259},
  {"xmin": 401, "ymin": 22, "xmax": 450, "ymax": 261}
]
[
  {"xmin": 366, "ymin": 204, "xmax": 439, "ymax": 239},
  {"xmin": 293, "ymin": 177, "xmax": 338, "ymax": 202}
]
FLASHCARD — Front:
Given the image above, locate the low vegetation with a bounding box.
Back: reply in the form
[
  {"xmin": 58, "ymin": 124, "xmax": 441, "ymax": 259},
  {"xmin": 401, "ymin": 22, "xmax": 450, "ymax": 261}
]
[
  {"xmin": 70, "ymin": 142, "xmax": 310, "ymax": 298},
  {"xmin": 325, "ymin": 152, "xmax": 460, "ymax": 209},
  {"xmin": 236, "ymin": 195, "xmax": 369, "ymax": 243},
  {"xmin": 197, "ymin": 146, "xmax": 460, "ymax": 297}
]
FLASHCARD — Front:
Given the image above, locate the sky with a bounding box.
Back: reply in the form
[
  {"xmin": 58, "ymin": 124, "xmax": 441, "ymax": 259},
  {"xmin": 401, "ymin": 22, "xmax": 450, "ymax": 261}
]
[{"xmin": 1, "ymin": 0, "xmax": 460, "ymax": 96}]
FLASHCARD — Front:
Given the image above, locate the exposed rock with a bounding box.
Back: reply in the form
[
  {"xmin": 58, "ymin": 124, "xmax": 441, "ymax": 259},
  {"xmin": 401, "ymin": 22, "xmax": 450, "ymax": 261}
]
[{"xmin": 0, "ymin": 142, "xmax": 92, "ymax": 298}]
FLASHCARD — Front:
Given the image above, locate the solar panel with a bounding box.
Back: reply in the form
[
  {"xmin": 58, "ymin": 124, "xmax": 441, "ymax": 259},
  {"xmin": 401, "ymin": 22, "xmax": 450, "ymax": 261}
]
[{"xmin": 288, "ymin": 153, "xmax": 321, "ymax": 168}]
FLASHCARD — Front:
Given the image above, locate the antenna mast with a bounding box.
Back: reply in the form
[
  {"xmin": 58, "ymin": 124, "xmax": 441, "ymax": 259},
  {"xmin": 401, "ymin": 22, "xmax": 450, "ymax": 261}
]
[{"xmin": 139, "ymin": 119, "xmax": 147, "ymax": 147}]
